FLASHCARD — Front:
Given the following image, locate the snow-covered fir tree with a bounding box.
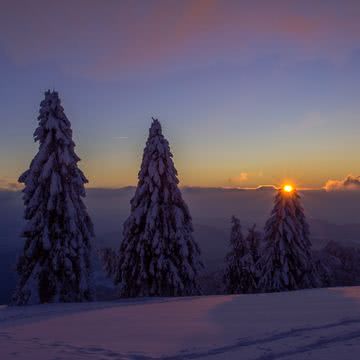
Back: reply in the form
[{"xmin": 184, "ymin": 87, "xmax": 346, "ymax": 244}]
[
  {"xmin": 224, "ymin": 217, "xmax": 257, "ymax": 294},
  {"xmin": 246, "ymin": 224, "xmax": 262, "ymax": 284},
  {"xmin": 115, "ymin": 118, "xmax": 202, "ymax": 297},
  {"xmin": 99, "ymin": 247, "xmax": 118, "ymax": 279},
  {"xmin": 246, "ymin": 224, "xmax": 261, "ymax": 264},
  {"xmin": 13, "ymin": 90, "xmax": 94, "ymax": 305},
  {"xmin": 258, "ymin": 186, "xmax": 316, "ymax": 292},
  {"xmin": 313, "ymin": 241, "xmax": 360, "ymax": 288}
]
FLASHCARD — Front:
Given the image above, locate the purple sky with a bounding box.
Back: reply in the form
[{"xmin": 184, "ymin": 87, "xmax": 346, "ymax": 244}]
[{"xmin": 0, "ymin": 0, "xmax": 359, "ymax": 188}]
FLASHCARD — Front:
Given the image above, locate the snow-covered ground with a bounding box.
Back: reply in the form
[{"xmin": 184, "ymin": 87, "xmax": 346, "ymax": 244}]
[{"xmin": 1, "ymin": 287, "xmax": 360, "ymax": 359}]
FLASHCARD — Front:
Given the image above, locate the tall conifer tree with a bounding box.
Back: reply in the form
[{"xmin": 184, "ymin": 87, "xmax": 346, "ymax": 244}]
[
  {"xmin": 116, "ymin": 118, "xmax": 202, "ymax": 296},
  {"xmin": 13, "ymin": 90, "xmax": 94, "ymax": 305}
]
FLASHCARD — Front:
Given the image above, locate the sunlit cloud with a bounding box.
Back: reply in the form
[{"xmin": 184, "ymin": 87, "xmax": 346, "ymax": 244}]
[
  {"xmin": 238, "ymin": 172, "xmax": 249, "ymax": 182},
  {"xmin": 0, "ymin": 177, "xmax": 22, "ymax": 191},
  {"xmin": 324, "ymin": 175, "xmax": 360, "ymax": 191},
  {"xmin": 228, "ymin": 172, "xmax": 249, "ymax": 184}
]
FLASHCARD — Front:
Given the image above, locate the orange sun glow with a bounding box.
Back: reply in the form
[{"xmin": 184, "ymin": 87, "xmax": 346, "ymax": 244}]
[{"xmin": 283, "ymin": 184, "xmax": 294, "ymax": 193}]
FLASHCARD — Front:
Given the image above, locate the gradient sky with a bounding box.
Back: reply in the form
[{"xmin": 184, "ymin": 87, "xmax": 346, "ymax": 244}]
[{"xmin": 0, "ymin": 0, "xmax": 359, "ymax": 189}]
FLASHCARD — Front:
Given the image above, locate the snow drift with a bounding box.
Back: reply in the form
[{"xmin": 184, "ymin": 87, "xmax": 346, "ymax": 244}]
[{"xmin": 1, "ymin": 287, "xmax": 360, "ymax": 359}]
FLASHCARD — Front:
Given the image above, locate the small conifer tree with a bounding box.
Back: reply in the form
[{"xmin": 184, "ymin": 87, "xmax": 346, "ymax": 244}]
[{"xmin": 224, "ymin": 217, "xmax": 257, "ymax": 293}]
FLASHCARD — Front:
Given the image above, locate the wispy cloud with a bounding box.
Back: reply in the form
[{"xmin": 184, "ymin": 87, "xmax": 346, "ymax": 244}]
[
  {"xmin": 298, "ymin": 112, "xmax": 327, "ymax": 130},
  {"xmin": 1, "ymin": 0, "xmax": 359, "ymax": 79}
]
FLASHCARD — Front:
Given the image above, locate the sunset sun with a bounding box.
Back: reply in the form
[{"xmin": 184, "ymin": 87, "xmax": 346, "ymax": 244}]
[{"xmin": 283, "ymin": 184, "xmax": 294, "ymax": 193}]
